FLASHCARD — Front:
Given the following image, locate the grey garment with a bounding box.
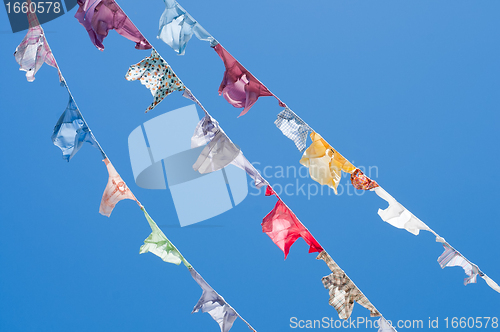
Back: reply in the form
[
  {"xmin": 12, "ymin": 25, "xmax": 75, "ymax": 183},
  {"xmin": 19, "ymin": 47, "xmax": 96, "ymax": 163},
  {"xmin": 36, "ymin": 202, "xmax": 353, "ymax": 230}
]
[
  {"xmin": 192, "ymin": 115, "xmax": 267, "ymax": 188},
  {"xmin": 190, "ymin": 267, "xmax": 238, "ymax": 332},
  {"xmin": 191, "ymin": 114, "xmax": 220, "ymax": 149},
  {"xmin": 193, "ymin": 129, "xmax": 240, "ymax": 173}
]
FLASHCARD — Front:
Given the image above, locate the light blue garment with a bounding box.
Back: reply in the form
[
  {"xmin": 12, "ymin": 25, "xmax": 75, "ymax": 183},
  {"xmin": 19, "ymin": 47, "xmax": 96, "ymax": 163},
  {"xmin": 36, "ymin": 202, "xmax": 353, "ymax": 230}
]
[
  {"xmin": 158, "ymin": 0, "xmax": 215, "ymax": 55},
  {"xmin": 275, "ymin": 108, "xmax": 312, "ymax": 152},
  {"xmin": 51, "ymin": 95, "xmax": 104, "ymax": 161}
]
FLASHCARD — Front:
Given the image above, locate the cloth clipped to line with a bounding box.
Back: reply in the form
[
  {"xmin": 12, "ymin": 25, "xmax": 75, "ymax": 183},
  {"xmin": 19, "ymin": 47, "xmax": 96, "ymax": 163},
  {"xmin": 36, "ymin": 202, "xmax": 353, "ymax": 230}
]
[
  {"xmin": 125, "ymin": 49, "xmax": 185, "ymax": 113},
  {"xmin": 317, "ymin": 250, "xmax": 381, "ymax": 320},
  {"xmin": 262, "ymin": 186, "xmax": 323, "ymax": 259},
  {"xmin": 191, "ymin": 113, "xmax": 266, "ymax": 188},
  {"xmin": 300, "ymin": 132, "xmax": 356, "ymax": 195},
  {"xmin": 274, "ymin": 108, "xmax": 312, "ymax": 153},
  {"xmin": 437, "ymin": 243, "xmax": 480, "ymax": 285},
  {"xmin": 139, "ymin": 206, "xmax": 191, "ymax": 267},
  {"xmin": 75, "ymin": 0, "xmax": 151, "ymax": 51},
  {"xmin": 158, "ymin": 0, "xmax": 215, "ymax": 55},
  {"xmin": 190, "ymin": 267, "xmax": 256, "ymax": 332},
  {"xmin": 14, "ymin": 12, "xmax": 62, "ymax": 82},
  {"xmin": 213, "ymin": 43, "xmax": 284, "ymax": 117},
  {"xmin": 372, "ymin": 186, "xmax": 430, "ymax": 236},
  {"xmin": 99, "ymin": 158, "xmax": 141, "ymax": 217},
  {"xmin": 51, "ymin": 92, "xmax": 104, "ymax": 161},
  {"xmin": 350, "ymin": 168, "xmax": 379, "ymax": 190}
]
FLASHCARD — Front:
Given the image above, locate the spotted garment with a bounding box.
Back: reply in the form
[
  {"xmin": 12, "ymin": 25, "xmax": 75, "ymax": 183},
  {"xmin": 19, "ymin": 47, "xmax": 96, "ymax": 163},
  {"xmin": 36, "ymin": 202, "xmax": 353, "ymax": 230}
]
[
  {"xmin": 125, "ymin": 49, "xmax": 185, "ymax": 113},
  {"xmin": 317, "ymin": 251, "xmax": 381, "ymax": 320},
  {"xmin": 350, "ymin": 168, "xmax": 379, "ymax": 190}
]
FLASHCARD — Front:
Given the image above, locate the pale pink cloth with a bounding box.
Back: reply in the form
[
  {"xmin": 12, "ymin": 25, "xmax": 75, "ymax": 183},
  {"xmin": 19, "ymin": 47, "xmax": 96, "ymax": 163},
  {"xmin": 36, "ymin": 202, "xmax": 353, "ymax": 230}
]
[
  {"xmin": 100, "ymin": 158, "xmax": 140, "ymax": 217},
  {"xmin": 14, "ymin": 27, "xmax": 62, "ymax": 82},
  {"xmin": 14, "ymin": 0, "xmax": 63, "ymax": 82}
]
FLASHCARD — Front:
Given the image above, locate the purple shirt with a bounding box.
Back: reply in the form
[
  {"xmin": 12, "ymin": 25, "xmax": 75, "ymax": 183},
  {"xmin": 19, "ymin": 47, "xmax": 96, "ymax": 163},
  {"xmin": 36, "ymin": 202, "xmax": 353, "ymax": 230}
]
[
  {"xmin": 214, "ymin": 43, "xmax": 283, "ymax": 117},
  {"xmin": 75, "ymin": 0, "xmax": 151, "ymax": 51}
]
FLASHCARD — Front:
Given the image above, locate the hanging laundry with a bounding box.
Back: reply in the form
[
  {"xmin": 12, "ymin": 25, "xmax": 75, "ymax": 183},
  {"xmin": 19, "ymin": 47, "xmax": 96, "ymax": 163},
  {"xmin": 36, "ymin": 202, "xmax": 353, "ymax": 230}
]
[
  {"xmin": 51, "ymin": 92, "xmax": 104, "ymax": 161},
  {"xmin": 262, "ymin": 187, "xmax": 323, "ymax": 258},
  {"xmin": 265, "ymin": 185, "xmax": 276, "ymax": 196},
  {"xmin": 300, "ymin": 132, "xmax": 356, "ymax": 194},
  {"xmin": 14, "ymin": 22, "xmax": 62, "ymax": 82},
  {"xmin": 437, "ymin": 243, "xmax": 480, "ymax": 285},
  {"xmin": 125, "ymin": 49, "xmax": 185, "ymax": 112},
  {"xmin": 75, "ymin": 0, "xmax": 151, "ymax": 51},
  {"xmin": 158, "ymin": 0, "xmax": 215, "ymax": 55},
  {"xmin": 190, "ymin": 267, "xmax": 242, "ymax": 332},
  {"xmin": 191, "ymin": 114, "xmax": 239, "ymax": 173},
  {"xmin": 213, "ymin": 43, "xmax": 280, "ymax": 117},
  {"xmin": 140, "ymin": 207, "xmax": 191, "ymax": 267},
  {"xmin": 192, "ymin": 129, "xmax": 240, "ymax": 174},
  {"xmin": 182, "ymin": 88, "xmax": 206, "ymax": 112},
  {"xmin": 350, "ymin": 168, "xmax": 379, "ymax": 190},
  {"xmin": 100, "ymin": 158, "xmax": 140, "ymax": 217},
  {"xmin": 373, "ymin": 187, "xmax": 430, "ymax": 235},
  {"xmin": 191, "ymin": 113, "xmax": 219, "ymax": 149},
  {"xmin": 481, "ymin": 275, "xmax": 500, "ymax": 293},
  {"xmin": 191, "ymin": 114, "xmax": 266, "ymax": 187},
  {"xmin": 275, "ymin": 108, "xmax": 312, "ymax": 152},
  {"xmin": 317, "ymin": 250, "xmax": 381, "ymax": 320}
]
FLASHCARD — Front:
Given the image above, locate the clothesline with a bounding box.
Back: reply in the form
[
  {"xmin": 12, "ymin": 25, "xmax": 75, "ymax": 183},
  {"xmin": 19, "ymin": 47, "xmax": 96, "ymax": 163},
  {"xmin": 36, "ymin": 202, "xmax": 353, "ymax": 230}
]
[{"xmin": 107, "ymin": 1, "xmax": 397, "ymax": 323}]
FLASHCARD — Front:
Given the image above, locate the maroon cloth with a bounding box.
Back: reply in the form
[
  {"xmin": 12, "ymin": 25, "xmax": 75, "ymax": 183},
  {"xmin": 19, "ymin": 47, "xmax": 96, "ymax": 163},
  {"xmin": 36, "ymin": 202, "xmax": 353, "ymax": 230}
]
[
  {"xmin": 214, "ymin": 44, "xmax": 281, "ymax": 117},
  {"xmin": 262, "ymin": 186, "xmax": 323, "ymax": 259},
  {"xmin": 75, "ymin": 0, "xmax": 151, "ymax": 51}
]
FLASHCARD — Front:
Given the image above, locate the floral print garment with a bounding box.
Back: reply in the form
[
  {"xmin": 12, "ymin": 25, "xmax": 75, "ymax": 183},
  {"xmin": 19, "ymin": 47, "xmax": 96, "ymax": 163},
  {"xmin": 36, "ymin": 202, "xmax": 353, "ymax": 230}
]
[{"xmin": 350, "ymin": 168, "xmax": 379, "ymax": 190}]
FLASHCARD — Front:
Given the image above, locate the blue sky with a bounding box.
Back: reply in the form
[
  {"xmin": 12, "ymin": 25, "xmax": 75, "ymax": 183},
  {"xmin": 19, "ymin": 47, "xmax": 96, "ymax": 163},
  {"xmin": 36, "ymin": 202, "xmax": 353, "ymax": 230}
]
[{"xmin": 1, "ymin": 1, "xmax": 499, "ymax": 331}]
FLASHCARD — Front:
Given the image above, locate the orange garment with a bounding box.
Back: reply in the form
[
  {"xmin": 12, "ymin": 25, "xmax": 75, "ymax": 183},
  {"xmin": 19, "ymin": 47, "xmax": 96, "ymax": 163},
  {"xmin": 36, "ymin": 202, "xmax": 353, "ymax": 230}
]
[{"xmin": 300, "ymin": 132, "xmax": 355, "ymax": 194}]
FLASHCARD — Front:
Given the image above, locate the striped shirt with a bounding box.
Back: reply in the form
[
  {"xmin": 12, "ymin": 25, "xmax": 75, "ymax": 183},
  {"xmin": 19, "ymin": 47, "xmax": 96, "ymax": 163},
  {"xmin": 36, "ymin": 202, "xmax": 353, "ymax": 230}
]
[{"xmin": 437, "ymin": 243, "xmax": 480, "ymax": 285}]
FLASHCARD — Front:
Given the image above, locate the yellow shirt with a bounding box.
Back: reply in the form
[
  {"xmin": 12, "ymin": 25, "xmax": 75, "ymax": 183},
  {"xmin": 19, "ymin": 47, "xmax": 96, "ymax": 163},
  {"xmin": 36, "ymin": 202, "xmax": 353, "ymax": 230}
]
[{"xmin": 299, "ymin": 132, "xmax": 355, "ymax": 194}]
